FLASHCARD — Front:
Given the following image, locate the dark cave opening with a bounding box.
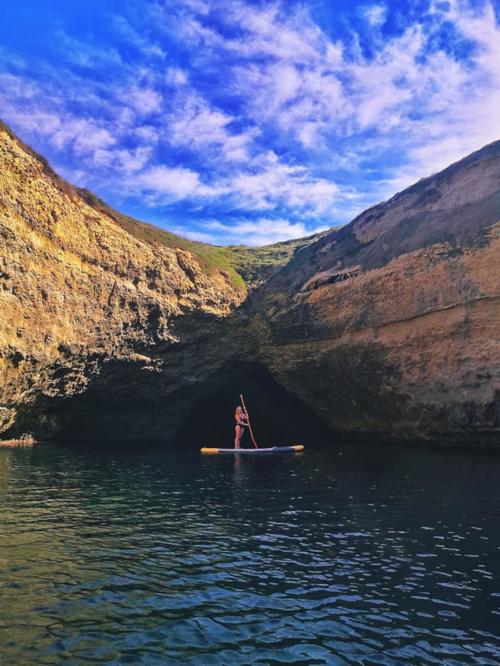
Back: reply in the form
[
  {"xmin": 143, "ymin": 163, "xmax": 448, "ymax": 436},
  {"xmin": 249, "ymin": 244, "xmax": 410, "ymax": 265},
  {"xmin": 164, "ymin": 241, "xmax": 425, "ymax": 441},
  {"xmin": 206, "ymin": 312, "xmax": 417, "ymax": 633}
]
[
  {"xmin": 177, "ymin": 362, "xmax": 333, "ymax": 448},
  {"xmin": 35, "ymin": 359, "xmax": 332, "ymax": 448}
]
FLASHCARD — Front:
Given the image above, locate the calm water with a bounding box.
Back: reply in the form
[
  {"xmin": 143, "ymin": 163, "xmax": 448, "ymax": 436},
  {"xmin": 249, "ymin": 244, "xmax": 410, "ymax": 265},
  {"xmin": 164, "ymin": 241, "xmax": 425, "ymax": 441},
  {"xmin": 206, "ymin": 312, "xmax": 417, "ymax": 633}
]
[{"xmin": 1, "ymin": 443, "xmax": 500, "ymax": 665}]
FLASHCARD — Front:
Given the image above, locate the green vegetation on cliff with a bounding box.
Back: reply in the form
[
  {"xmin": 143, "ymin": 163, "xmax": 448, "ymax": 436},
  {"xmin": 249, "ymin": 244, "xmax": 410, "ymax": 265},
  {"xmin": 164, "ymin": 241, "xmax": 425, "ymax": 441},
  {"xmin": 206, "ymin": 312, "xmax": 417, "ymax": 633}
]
[
  {"xmin": 76, "ymin": 191, "xmax": 325, "ymax": 292},
  {"xmin": 77, "ymin": 189, "xmax": 247, "ymax": 292},
  {"xmin": 227, "ymin": 234, "xmax": 325, "ymax": 289}
]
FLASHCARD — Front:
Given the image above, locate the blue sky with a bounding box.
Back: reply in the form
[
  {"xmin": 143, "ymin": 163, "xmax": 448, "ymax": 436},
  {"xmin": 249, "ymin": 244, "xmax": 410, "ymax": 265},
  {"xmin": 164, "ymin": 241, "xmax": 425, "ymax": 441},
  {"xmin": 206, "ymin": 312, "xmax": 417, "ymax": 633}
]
[{"xmin": 1, "ymin": 0, "xmax": 499, "ymax": 245}]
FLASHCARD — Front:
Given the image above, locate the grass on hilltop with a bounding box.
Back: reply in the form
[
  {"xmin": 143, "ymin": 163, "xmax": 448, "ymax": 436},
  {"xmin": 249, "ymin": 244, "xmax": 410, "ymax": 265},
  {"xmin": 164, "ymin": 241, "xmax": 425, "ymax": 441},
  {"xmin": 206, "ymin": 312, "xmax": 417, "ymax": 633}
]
[
  {"xmin": 76, "ymin": 189, "xmax": 324, "ymax": 291},
  {"xmin": 77, "ymin": 189, "xmax": 247, "ymax": 292},
  {"xmin": 227, "ymin": 234, "xmax": 326, "ymax": 289}
]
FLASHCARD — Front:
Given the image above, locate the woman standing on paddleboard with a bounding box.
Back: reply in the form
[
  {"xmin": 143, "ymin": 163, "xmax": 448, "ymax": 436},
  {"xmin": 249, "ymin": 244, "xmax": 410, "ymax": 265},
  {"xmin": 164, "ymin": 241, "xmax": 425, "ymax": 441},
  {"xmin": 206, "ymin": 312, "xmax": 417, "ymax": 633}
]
[{"xmin": 234, "ymin": 405, "xmax": 248, "ymax": 448}]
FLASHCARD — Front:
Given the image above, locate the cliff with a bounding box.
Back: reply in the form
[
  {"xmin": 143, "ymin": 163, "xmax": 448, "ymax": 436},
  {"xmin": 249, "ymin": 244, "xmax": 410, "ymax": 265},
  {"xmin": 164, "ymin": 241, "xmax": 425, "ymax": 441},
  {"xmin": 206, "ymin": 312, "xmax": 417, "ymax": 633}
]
[
  {"xmin": 250, "ymin": 142, "xmax": 500, "ymax": 444},
  {"xmin": 0, "ymin": 120, "xmax": 245, "ymax": 439},
  {"xmin": 1, "ymin": 120, "xmax": 499, "ymax": 445}
]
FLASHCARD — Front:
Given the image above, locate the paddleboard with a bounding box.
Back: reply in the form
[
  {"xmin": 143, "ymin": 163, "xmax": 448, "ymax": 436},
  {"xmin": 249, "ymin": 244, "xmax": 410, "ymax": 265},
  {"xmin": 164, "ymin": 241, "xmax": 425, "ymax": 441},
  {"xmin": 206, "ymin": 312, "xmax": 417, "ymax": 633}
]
[{"xmin": 201, "ymin": 445, "xmax": 304, "ymax": 455}]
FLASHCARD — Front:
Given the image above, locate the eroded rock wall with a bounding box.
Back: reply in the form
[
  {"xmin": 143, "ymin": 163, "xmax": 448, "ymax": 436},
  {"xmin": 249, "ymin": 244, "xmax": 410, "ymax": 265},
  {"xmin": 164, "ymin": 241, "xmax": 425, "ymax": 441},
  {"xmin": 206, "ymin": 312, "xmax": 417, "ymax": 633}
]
[
  {"xmin": 250, "ymin": 143, "xmax": 500, "ymax": 444},
  {"xmin": 0, "ymin": 124, "xmax": 243, "ymax": 439}
]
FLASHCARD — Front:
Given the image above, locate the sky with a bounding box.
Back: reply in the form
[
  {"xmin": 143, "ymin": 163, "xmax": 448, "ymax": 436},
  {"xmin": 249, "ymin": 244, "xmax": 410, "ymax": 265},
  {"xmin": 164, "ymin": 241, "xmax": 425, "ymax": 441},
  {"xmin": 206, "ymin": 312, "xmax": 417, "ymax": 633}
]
[{"xmin": 1, "ymin": 0, "xmax": 499, "ymax": 246}]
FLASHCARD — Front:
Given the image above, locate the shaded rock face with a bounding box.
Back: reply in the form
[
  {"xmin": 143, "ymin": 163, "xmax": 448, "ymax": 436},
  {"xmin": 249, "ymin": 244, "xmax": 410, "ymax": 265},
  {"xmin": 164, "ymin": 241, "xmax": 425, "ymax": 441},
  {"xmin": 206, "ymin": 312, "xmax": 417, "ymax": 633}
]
[
  {"xmin": 49, "ymin": 357, "xmax": 333, "ymax": 447},
  {"xmin": 1, "ymin": 120, "xmax": 499, "ymax": 446},
  {"xmin": 251, "ymin": 142, "xmax": 500, "ymax": 444}
]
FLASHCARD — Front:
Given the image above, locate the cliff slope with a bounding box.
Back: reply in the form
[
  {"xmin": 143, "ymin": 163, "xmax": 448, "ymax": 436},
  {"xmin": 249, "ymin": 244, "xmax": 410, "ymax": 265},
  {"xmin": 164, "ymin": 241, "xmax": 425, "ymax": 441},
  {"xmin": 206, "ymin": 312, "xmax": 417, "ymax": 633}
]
[
  {"xmin": 0, "ymin": 121, "xmax": 245, "ymax": 439},
  {"xmin": 251, "ymin": 143, "xmax": 500, "ymax": 443}
]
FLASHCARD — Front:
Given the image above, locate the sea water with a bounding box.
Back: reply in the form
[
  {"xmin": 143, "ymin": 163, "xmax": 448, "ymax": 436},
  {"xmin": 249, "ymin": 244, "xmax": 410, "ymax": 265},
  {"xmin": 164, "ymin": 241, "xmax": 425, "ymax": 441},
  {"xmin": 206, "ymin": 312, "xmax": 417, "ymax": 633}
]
[{"xmin": 1, "ymin": 442, "xmax": 499, "ymax": 664}]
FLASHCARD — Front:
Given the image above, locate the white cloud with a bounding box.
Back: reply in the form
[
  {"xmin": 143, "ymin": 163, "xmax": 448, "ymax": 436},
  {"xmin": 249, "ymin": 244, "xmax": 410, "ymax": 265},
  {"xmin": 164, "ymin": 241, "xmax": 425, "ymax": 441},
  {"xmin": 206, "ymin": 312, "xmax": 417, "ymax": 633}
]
[
  {"xmin": 233, "ymin": 60, "xmax": 346, "ymax": 146},
  {"xmin": 136, "ymin": 164, "xmax": 203, "ymax": 201},
  {"xmin": 228, "ymin": 156, "xmax": 339, "ymax": 213},
  {"xmin": 178, "ymin": 0, "xmax": 500, "ymax": 178},
  {"xmin": 169, "ymin": 227, "xmax": 217, "ymax": 244},
  {"xmin": 114, "ymin": 146, "xmax": 153, "ymax": 173},
  {"xmin": 55, "ymin": 29, "xmax": 123, "ymax": 67},
  {"xmin": 227, "ymin": 8, "xmax": 426, "ymax": 143},
  {"xmin": 122, "ymin": 85, "xmax": 163, "ymax": 116},
  {"xmin": 347, "ymin": 26, "xmax": 423, "ymax": 130},
  {"xmin": 0, "ymin": 72, "xmax": 37, "ymax": 98},
  {"xmin": 111, "ymin": 15, "xmax": 166, "ymax": 59},
  {"xmin": 167, "ymin": 92, "xmax": 257, "ymax": 162},
  {"xmin": 223, "ymin": 3, "xmax": 343, "ymax": 66},
  {"xmin": 120, "ymin": 153, "xmax": 340, "ymax": 215},
  {"xmin": 195, "ymin": 3, "xmax": 347, "ymax": 147},
  {"xmin": 371, "ymin": 1, "xmax": 500, "ymax": 189},
  {"xmin": 0, "ymin": 95, "xmax": 118, "ymax": 161},
  {"xmin": 176, "ymin": 217, "xmax": 328, "ymax": 246},
  {"xmin": 134, "ymin": 125, "xmax": 160, "ymax": 143},
  {"xmin": 362, "ymin": 4, "xmax": 387, "ymax": 27},
  {"xmin": 165, "ymin": 67, "xmax": 188, "ymax": 86}
]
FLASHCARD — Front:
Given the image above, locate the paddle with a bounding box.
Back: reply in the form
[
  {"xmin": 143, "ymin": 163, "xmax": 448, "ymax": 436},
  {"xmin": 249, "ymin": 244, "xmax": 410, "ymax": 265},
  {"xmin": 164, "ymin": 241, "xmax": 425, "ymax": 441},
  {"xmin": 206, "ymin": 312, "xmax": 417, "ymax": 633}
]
[{"xmin": 240, "ymin": 394, "xmax": 259, "ymax": 449}]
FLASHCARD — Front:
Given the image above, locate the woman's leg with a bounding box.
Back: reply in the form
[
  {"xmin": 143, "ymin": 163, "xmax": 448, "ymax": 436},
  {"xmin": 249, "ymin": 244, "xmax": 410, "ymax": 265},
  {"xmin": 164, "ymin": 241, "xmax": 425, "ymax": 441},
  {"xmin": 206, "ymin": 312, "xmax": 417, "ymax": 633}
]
[{"xmin": 234, "ymin": 425, "xmax": 242, "ymax": 448}]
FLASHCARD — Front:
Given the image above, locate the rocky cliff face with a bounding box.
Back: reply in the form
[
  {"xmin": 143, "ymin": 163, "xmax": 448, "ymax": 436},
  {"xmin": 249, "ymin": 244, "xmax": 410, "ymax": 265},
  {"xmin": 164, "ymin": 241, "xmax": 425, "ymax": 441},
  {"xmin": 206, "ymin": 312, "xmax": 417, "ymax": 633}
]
[
  {"xmin": 0, "ymin": 121, "xmax": 244, "ymax": 439},
  {"xmin": 1, "ymin": 121, "xmax": 499, "ymax": 445},
  {"xmin": 251, "ymin": 142, "xmax": 500, "ymax": 444}
]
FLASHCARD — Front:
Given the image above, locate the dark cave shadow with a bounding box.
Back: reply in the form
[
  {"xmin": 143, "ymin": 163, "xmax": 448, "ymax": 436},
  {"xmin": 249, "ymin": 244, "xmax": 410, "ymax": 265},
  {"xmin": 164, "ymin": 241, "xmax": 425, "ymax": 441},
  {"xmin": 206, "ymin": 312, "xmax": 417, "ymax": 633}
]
[{"xmin": 176, "ymin": 361, "xmax": 333, "ymax": 449}]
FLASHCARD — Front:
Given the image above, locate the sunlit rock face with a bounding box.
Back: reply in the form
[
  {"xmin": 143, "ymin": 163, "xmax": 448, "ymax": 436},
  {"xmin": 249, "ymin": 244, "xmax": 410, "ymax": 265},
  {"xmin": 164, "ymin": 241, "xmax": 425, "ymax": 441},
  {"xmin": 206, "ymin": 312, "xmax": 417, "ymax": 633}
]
[
  {"xmin": 0, "ymin": 122, "xmax": 245, "ymax": 441},
  {"xmin": 249, "ymin": 141, "xmax": 500, "ymax": 444},
  {"xmin": 1, "ymin": 120, "xmax": 499, "ymax": 445}
]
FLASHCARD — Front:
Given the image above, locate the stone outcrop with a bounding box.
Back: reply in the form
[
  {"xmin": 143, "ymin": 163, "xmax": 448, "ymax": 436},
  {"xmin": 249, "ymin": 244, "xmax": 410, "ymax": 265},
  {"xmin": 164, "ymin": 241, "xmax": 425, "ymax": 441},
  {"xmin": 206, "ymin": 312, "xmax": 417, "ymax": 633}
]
[{"xmin": 1, "ymin": 120, "xmax": 499, "ymax": 445}]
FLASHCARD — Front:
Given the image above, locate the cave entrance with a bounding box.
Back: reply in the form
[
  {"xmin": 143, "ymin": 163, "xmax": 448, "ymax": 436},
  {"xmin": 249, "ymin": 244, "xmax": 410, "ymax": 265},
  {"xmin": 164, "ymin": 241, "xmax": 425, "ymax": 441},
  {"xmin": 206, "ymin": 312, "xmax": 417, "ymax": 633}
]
[{"xmin": 177, "ymin": 362, "xmax": 332, "ymax": 448}]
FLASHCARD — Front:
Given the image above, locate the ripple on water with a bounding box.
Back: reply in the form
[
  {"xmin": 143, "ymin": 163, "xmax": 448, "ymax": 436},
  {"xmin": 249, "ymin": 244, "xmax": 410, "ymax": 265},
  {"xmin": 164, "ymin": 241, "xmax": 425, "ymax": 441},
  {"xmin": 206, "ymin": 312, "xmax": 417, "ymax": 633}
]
[{"xmin": 0, "ymin": 444, "xmax": 500, "ymax": 664}]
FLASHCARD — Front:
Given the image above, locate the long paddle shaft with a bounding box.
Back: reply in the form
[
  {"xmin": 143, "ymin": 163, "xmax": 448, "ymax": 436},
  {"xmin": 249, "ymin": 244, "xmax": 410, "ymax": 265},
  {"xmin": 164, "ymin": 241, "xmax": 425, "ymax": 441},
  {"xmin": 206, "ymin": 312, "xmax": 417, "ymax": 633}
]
[{"xmin": 240, "ymin": 394, "xmax": 259, "ymax": 448}]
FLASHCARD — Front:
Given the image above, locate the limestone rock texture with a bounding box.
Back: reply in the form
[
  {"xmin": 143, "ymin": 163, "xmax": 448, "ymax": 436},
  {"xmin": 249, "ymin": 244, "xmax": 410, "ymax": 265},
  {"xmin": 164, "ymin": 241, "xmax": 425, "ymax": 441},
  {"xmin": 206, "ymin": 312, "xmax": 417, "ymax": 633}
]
[
  {"xmin": 0, "ymin": 122, "xmax": 244, "ymax": 439},
  {"xmin": 250, "ymin": 142, "xmax": 500, "ymax": 444},
  {"xmin": 1, "ymin": 118, "xmax": 499, "ymax": 446}
]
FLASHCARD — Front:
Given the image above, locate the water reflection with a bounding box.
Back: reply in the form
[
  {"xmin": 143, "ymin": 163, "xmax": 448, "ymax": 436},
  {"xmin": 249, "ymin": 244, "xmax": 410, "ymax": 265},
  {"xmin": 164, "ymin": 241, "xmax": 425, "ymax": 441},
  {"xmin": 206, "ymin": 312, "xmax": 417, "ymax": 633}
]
[
  {"xmin": 0, "ymin": 443, "xmax": 499, "ymax": 664},
  {"xmin": 232, "ymin": 452, "xmax": 245, "ymax": 488}
]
